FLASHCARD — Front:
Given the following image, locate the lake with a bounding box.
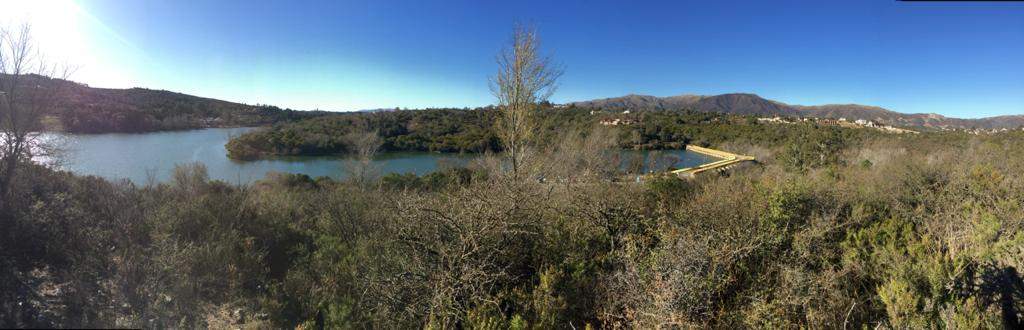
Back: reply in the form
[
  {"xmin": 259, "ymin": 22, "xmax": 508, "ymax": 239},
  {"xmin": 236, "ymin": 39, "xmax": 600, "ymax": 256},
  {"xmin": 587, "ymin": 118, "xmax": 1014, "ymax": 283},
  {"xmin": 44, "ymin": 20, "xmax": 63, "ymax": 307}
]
[{"xmin": 42, "ymin": 127, "xmax": 719, "ymax": 184}]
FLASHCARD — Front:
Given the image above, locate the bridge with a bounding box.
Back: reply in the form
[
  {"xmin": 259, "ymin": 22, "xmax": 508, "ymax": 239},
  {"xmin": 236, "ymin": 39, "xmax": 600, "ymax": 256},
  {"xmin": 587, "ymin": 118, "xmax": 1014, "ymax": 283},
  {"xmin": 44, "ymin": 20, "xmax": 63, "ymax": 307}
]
[{"xmin": 670, "ymin": 145, "xmax": 755, "ymax": 178}]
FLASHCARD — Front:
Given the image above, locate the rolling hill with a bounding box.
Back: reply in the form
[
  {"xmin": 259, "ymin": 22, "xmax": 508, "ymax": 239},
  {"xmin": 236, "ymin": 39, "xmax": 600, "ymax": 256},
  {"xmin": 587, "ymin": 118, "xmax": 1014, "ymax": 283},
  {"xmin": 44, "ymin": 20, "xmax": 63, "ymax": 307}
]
[
  {"xmin": 5, "ymin": 74, "xmax": 322, "ymax": 133},
  {"xmin": 11, "ymin": 73, "xmax": 1022, "ymax": 132},
  {"xmin": 571, "ymin": 93, "xmax": 1024, "ymax": 130}
]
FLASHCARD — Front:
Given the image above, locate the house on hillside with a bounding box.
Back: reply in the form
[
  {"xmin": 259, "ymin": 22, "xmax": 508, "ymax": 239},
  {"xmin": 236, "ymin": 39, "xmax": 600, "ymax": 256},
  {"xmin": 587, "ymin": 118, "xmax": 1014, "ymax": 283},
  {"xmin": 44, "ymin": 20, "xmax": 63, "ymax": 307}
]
[
  {"xmin": 600, "ymin": 118, "xmax": 636, "ymax": 126},
  {"xmin": 757, "ymin": 117, "xmax": 791, "ymax": 124},
  {"xmin": 854, "ymin": 119, "xmax": 877, "ymax": 127},
  {"xmin": 818, "ymin": 118, "xmax": 840, "ymax": 126}
]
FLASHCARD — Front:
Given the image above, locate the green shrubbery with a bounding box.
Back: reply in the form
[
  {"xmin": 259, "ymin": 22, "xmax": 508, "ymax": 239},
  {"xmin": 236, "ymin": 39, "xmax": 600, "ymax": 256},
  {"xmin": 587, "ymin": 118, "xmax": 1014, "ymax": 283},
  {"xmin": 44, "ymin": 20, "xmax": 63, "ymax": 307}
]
[
  {"xmin": 3, "ymin": 125, "xmax": 1023, "ymax": 328},
  {"xmin": 226, "ymin": 108, "xmax": 505, "ymax": 159},
  {"xmin": 225, "ymin": 106, "xmax": 877, "ymax": 160}
]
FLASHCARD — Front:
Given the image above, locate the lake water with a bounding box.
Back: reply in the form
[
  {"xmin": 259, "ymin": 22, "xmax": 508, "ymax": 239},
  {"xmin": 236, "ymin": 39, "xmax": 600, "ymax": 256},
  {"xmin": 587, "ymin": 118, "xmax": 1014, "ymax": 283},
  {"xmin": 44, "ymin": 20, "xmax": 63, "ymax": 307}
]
[{"xmin": 43, "ymin": 127, "xmax": 719, "ymax": 184}]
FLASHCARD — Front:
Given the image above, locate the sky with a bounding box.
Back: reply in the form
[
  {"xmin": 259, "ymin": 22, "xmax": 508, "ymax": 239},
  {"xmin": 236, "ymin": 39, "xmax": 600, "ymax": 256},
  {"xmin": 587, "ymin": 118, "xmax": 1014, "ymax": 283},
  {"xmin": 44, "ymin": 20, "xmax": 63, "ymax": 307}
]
[{"xmin": 2, "ymin": 0, "xmax": 1023, "ymax": 118}]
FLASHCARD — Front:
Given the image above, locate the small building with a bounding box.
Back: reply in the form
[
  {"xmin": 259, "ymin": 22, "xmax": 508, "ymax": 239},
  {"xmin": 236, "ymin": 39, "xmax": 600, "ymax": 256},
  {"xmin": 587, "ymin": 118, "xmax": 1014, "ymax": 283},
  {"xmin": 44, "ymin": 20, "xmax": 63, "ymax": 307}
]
[
  {"xmin": 600, "ymin": 118, "xmax": 636, "ymax": 126},
  {"xmin": 757, "ymin": 116, "xmax": 791, "ymax": 124},
  {"xmin": 818, "ymin": 118, "xmax": 840, "ymax": 126}
]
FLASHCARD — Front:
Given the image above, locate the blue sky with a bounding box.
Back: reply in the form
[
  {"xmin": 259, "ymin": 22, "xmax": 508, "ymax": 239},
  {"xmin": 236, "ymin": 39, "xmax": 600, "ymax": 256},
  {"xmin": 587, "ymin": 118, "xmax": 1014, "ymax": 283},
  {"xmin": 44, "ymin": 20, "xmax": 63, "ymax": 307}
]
[{"xmin": 7, "ymin": 0, "xmax": 1024, "ymax": 117}]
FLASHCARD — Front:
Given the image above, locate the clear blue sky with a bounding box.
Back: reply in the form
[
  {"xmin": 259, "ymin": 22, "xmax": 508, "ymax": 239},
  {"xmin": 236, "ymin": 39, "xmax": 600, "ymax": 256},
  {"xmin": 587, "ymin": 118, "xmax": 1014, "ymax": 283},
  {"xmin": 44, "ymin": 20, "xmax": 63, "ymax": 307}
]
[{"xmin": 11, "ymin": 0, "xmax": 1024, "ymax": 117}]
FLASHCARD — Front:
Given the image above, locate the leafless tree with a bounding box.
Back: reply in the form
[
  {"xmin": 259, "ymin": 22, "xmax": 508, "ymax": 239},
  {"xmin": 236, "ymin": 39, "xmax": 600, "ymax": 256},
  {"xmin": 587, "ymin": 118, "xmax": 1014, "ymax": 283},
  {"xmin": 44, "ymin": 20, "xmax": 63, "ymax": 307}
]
[
  {"xmin": 531, "ymin": 126, "xmax": 620, "ymax": 184},
  {"xmin": 375, "ymin": 179, "xmax": 545, "ymax": 327},
  {"xmin": 342, "ymin": 127, "xmax": 383, "ymax": 187},
  {"xmin": 490, "ymin": 24, "xmax": 563, "ymax": 179},
  {"xmin": 0, "ymin": 24, "xmax": 71, "ymax": 212}
]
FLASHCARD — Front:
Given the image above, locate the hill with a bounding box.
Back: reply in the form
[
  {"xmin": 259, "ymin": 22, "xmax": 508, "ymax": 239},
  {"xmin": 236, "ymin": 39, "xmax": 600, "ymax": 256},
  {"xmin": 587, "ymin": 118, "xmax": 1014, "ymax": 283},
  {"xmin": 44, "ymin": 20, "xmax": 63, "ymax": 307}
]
[
  {"xmin": 6, "ymin": 74, "xmax": 322, "ymax": 133},
  {"xmin": 16, "ymin": 73, "xmax": 1023, "ymax": 132},
  {"xmin": 571, "ymin": 93, "xmax": 1024, "ymax": 129},
  {"xmin": 573, "ymin": 93, "xmax": 799, "ymax": 117}
]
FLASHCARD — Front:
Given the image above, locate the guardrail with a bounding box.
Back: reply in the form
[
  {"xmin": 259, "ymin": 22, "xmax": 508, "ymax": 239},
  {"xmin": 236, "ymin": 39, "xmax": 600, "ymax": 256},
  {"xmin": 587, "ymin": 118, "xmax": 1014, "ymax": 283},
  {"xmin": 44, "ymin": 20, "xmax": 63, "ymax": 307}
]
[{"xmin": 670, "ymin": 145, "xmax": 755, "ymax": 178}]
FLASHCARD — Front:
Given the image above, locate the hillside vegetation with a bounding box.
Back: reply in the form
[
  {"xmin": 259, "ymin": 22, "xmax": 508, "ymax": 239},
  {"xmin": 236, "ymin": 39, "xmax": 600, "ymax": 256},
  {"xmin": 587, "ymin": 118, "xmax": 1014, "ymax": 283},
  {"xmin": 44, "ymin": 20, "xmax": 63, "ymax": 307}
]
[
  {"xmin": 22, "ymin": 71, "xmax": 1024, "ymax": 134},
  {"xmin": 6, "ymin": 74, "xmax": 319, "ymax": 133},
  {"xmin": 3, "ymin": 122, "xmax": 1023, "ymax": 328},
  {"xmin": 225, "ymin": 107, "xmax": 874, "ymax": 159},
  {"xmin": 572, "ymin": 93, "xmax": 1024, "ymax": 129},
  {"xmin": 3, "ymin": 21, "xmax": 1021, "ymax": 329},
  {"xmin": 226, "ymin": 108, "xmax": 503, "ymax": 159}
]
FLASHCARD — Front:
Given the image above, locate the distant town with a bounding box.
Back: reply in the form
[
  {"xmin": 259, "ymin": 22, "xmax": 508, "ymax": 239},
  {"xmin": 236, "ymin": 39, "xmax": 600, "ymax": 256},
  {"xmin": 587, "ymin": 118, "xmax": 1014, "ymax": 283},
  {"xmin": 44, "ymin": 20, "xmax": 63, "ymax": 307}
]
[{"xmin": 586, "ymin": 106, "xmax": 1024, "ymax": 135}]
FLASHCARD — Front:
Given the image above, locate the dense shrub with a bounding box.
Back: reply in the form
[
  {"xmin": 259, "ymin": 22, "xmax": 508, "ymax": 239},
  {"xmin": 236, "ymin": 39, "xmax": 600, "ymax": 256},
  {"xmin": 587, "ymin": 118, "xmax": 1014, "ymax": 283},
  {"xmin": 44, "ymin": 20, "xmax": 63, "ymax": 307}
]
[
  {"xmin": 3, "ymin": 124, "xmax": 1023, "ymax": 328},
  {"xmin": 225, "ymin": 107, "xmax": 875, "ymax": 160}
]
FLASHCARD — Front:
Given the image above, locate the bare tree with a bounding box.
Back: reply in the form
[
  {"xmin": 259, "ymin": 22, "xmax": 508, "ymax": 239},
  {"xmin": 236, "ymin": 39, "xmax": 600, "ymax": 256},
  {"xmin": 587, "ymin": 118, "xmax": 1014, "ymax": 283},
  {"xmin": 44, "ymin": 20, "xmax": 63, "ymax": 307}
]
[
  {"xmin": 490, "ymin": 24, "xmax": 563, "ymax": 178},
  {"xmin": 539, "ymin": 125, "xmax": 619, "ymax": 183},
  {"xmin": 342, "ymin": 126, "xmax": 383, "ymax": 187},
  {"xmin": 0, "ymin": 24, "xmax": 70, "ymax": 212}
]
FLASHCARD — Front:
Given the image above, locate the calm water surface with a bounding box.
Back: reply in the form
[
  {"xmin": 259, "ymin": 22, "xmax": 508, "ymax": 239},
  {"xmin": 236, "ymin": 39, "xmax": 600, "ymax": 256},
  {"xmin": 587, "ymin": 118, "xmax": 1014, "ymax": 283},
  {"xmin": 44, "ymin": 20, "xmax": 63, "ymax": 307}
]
[{"xmin": 46, "ymin": 128, "xmax": 717, "ymax": 184}]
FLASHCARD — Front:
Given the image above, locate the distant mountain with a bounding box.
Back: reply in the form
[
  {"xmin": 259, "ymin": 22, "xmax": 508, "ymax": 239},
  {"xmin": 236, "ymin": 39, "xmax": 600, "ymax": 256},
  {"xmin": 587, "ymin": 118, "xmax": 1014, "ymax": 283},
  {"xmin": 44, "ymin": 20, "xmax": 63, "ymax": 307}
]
[
  {"xmin": 571, "ymin": 93, "xmax": 1024, "ymax": 130},
  {"xmin": 13, "ymin": 73, "xmax": 1021, "ymax": 132},
  {"xmin": 5, "ymin": 74, "xmax": 322, "ymax": 133},
  {"xmin": 356, "ymin": 108, "xmax": 403, "ymax": 113},
  {"xmin": 573, "ymin": 93, "xmax": 799, "ymax": 117}
]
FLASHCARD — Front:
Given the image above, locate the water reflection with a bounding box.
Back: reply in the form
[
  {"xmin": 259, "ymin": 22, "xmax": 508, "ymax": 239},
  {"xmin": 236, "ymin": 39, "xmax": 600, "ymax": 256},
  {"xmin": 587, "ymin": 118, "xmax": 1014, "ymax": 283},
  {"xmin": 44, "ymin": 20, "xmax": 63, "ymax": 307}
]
[{"xmin": 39, "ymin": 128, "xmax": 718, "ymax": 184}]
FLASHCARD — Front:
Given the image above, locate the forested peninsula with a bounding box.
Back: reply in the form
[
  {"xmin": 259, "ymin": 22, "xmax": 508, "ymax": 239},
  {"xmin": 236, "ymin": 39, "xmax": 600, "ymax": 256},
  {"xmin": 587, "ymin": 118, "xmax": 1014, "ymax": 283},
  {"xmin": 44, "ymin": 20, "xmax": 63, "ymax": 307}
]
[{"xmin": 225, "ymin": 106, "xmax": 876, "ymax": 160}]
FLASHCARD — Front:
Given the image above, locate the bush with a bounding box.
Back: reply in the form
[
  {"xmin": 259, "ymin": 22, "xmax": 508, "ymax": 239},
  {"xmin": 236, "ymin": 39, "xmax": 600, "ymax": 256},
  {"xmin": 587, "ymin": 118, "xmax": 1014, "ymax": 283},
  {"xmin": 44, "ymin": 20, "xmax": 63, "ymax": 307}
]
[{"xmin": 5, "ymin": 123, "xmax": 1024, "ymax": 328}]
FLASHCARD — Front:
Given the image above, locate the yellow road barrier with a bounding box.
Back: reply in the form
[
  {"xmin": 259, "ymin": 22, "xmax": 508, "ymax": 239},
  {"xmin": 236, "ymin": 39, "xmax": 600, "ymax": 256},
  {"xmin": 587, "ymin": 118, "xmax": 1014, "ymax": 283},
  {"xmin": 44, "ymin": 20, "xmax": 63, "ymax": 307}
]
[{"xmin": 670, "ymin": 145, "xmax": 755, "ymax": 178}]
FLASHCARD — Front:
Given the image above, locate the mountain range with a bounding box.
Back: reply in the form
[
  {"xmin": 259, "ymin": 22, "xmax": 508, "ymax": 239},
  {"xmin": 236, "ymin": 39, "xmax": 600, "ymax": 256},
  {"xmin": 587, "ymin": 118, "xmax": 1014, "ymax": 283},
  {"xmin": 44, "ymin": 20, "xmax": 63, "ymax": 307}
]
[
  {"xmin": 10, "ymin": 74, "xmax": 1022, "ymax": 132},
  {"xmin": 571, "ymin": 93, "xmax": 1024, "ymax": 130}
]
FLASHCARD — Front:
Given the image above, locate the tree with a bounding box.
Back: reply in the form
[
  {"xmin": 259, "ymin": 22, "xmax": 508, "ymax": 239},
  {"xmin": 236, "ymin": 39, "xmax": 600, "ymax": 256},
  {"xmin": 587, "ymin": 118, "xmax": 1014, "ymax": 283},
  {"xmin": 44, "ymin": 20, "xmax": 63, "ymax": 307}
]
[
  {"xmin": 0, "ymin": 24, "xmax": 69, "ymax": 213},
  {"xmin": 342, "ymin": 127, "xmax": 383, "ymax": 187},
  {"xmin": 490, "ymin": 24, "xmax": 563, "ymax": 178}
]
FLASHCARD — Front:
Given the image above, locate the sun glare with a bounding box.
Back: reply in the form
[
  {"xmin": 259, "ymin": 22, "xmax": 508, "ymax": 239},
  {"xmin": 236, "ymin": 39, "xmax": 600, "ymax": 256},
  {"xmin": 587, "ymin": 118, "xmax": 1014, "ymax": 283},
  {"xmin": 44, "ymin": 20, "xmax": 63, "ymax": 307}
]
[
  {"xmin": 0, "ymin": 0, "xmax": 139, "ymax": 87},
  {"xmin": 1, "ymin": 0, "xmax": 84, "ymax": 60}
]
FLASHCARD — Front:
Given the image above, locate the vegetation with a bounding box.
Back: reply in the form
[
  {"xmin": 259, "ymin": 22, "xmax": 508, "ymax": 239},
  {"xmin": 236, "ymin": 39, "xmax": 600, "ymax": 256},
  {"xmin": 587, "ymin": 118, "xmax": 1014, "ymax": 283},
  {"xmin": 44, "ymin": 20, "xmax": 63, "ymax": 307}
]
[
  {"xmin": 3, "ymin": 23, "xmax": 1022, "ymax": 329},
  {"xmin": 571, "ymin": 92, "xmax": 1024, "ymax": 130},
  {"xmin": 225, "ymin": 108, "xmax": 503, "ymax": 159},
  {"xmin": 226, "ymin": 106, "xmax": 875, "ymax": 160},
  {"xmin": 4, "ymin": 124, "xmax": 1024, "ymax": 328},
  {"xmin": 1, "ymin": 25, "xmax": 69, "ymax": 214},
  {"xmin": 490, "ymin": 24, "xmax": 563, "ymax": 176},
  {"xmin": 49, "ymin": 79, "xmax": 322, "ymax": 133},
  {"xmin": 0, "ymin": 73, "xmax": 323, "ymax": 134}
]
